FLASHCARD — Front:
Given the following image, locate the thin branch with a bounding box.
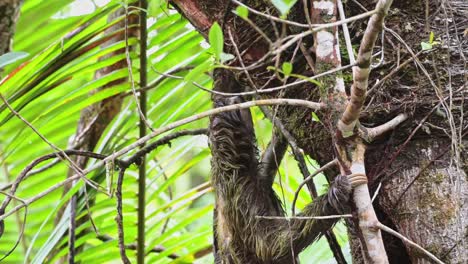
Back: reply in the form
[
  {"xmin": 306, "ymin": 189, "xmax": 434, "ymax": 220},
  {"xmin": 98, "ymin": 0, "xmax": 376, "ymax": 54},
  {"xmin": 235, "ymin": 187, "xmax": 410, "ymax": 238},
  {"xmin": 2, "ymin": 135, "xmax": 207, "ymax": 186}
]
[
  {"xmin": 0, "ymin": 159, "xmax": 60, "ymax": 192},
  {"xmin": 359, "ymin": 113, "xmax": 409, "ymax": 142},
  {"xmin": 2, "ymin": 151, "xmax": 110, "ymax": 261},
  {"xmin": 367, "ymin": 51, "xmax": 423, "ymax": 94},
  {"xmin": 0, "ymin": 100, "xmax": 322, "ymax": 222},
  {"xmin": 376, "ymin": 222, "xmax": 444, "ymax": 264},
  {"xmin": 196, "ymin": 63, "xmax": 355, "ymax": 97},
  {"xmin": 291, "ymin": 159, "xmax": 339, "ymax": 216},
  {"xmin": 371, "ymin": 182, "xmax": 382, "ymax": 203},
  {"xmin": 115, "ymin": 169, "xmax": 131, "ymax": 264},
  {"xmin": 337, "ymin": 0, "xmax": 356, "ymax": 64},
  {"xmin": 273, "ymin": 10, "xmax": 377, "ymax": 56},
  {"xmin": 125, "ymin": 129, "xmax": 208, "ymax": 165},
  {"xmin": 255, "ymin": 214, "xmax": 352, "ymax": 220},
  {"xmin": 393, "ymin": 145, "xmax": 451, "ymax": 207},
  {"xmin": 0, "ymin": 129, "xmax": 206, "ymax": 221},
  {"xmin": 0, "ymin": 150, "xmax": 114, "ymax": 212},
  {"xmin": 122, "ymin": 66, "xmax": 193, "ymax": 97},
  {"xmin": 227, "ymin": 28, "xmax": 258, "ymax": 90},
  {"xmin": 0, "ymin": 192, "xmax": 27, "ymax": 261},
  {"xmin": 0, "ymin": 93, "xmax": 98, "ymax": 191}
]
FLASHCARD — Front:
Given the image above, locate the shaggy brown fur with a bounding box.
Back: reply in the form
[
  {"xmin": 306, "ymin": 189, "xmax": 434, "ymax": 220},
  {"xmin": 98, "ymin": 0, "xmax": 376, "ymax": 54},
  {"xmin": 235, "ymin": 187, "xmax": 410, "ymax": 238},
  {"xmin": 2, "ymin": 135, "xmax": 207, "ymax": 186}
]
[{"xmin": 209, "ymin": 69, "xmax": 351, "ymax": 263}]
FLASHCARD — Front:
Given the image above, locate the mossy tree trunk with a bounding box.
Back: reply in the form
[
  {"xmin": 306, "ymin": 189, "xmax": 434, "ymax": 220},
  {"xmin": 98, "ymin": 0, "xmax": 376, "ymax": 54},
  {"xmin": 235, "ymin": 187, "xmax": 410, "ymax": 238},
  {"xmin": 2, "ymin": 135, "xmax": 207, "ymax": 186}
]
[{"xmin": 171, "ymin": 0, "xmax": 467, "ymax": 263}]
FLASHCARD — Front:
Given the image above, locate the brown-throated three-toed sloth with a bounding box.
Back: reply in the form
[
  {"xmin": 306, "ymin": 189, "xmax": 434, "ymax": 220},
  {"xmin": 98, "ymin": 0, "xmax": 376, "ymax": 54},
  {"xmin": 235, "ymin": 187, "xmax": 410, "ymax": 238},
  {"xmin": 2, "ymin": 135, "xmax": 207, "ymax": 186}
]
[{"xmin": 209, "ymin": 69, "xmax": 352, "ymax": 263}]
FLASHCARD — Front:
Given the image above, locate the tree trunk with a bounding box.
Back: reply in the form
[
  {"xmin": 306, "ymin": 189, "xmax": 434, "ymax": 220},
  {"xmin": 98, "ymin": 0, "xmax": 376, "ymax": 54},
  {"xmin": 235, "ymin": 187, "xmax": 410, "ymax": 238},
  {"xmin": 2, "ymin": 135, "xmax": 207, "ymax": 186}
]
[
  {"xmin": 374, "ymin": 138, "xmax": 468, "ymax": 263},
  {"xmin": 171, "ymin": 0, "xmax": 467, "ymax": 262},
  {"xmin": 0, "ymin": 0, "xmax": 23, "ymax": 76},
  {"xmin": 0, "ymin": 0, "xmax": 22, "ymax": 55}
]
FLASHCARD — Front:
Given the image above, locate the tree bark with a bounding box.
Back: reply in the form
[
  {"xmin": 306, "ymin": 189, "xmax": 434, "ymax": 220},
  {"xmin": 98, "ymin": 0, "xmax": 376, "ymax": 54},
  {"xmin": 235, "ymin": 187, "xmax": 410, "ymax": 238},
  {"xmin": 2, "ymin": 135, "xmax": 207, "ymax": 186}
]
[
  {"xmin": 372, "ymin": 138, "xmax": 468, "ymax": 263},
  {"xmin": 0, "ymin": 0, "xmax": 23, "ymax": 76},
  {"xmin": 0, "ymin": 0, "xmax": 22, "ymax": 55},
  {"xmin": 171, "ymin": 0, "xmax": 467, "ymax": 262}
]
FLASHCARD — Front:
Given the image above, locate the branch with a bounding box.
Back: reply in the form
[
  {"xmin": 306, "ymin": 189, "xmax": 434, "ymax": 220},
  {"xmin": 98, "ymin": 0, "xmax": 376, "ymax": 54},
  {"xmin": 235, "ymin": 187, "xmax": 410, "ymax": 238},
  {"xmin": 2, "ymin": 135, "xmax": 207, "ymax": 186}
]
[
  {"xmin": 0, "ymin": 192, "xmax": 27, "ymax": 262},
  {"xmin": 359, "ymin": 113, "xmax": 408, "ymax": 142},
  {"xmin": 255, "ymin": 214, "xmax": 352, "ymax": 220},
  {"xmin": 338, "ymin": 0, "xmax": 394, "ymax": 137},
  {"xmin": 0, "ymin": 150, "xmax": 120, "ymax": 213},
  {"xmin": 376, "ymin": 222, "xmax": 444, "ymax": 264},
  {"xmin": 115, "ymin": 169, "xmax": 130, "ymax": 264},
  {"xmin": 0, "ymin": 100, "xmax": 322, "ymax": 222},
  {"xmin": 137, "ymin": 1, "xmax": 149, "ymax": 262},
  {"xmin": 97, "ymin": 234, "xmax": 180, "ymax": 259},
  {"xmin": 154, "ymin": 63, "xmax": 355, "ymax": 97},
  {"xmin": 125, "ymin": 129, "xmax": 208, "ymax": 165},
  {"xmin": 0, "ymin": 94, "xmax": 98, "ymax": 191},
  {"xmin": 273, "ymin": 10, "xmax": 377, "ymax": 56},
  {"xmin": 291, "ymin": 159, "xmax": 338, "ymax": 216}
]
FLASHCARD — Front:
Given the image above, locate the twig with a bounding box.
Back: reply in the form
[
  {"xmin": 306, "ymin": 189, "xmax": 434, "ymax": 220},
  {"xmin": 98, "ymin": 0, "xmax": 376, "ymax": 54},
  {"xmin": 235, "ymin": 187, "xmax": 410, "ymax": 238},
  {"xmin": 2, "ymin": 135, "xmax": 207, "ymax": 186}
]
[
  {"xmin": 337, "ymin": 0, "xmax": 356, "ymax": 64},
  {"xmin": 0, "ymin": 94, "xmax": 99, "ymax": 191},
  {"xmin": 115, "ymin": 169, "xmax": 131, "ymax": 264},
  {"xmin": 0, "ymin": 100, "xmax": 323, "ymax": 222},
  {"xmin": 227, "ymin": 28, "xmax": 258, "ymax": 90},
  {"xmin": 0, "ymin": 159, "xmax": 60, "ymax": 192},
  {"xmin": 0, "ymin": 129, "xmax": 206, "ymax": 221},
  {"xmin": 393, "ymin": 145, "xmax": 451, "ymax": 207},
  {"xmin": 121, "ymin": 66, "xmax": 193, "ymax": 97},
  {"xmin": 125, "ymin": 129, "xmax": 208, "ymax": 165},
  {"xmin": 359, "ymin": 113, "xmax": 409, "ymax": 142},
  {"xmin": 0, "ymin": 192, "xmax": 27, "ymax": 262},
  {"xmin": 0, "ymin": 151, "xmax": 113, "ymax": 213},
  {"xmin": 291, "ymin": 159, "xmax": 339, "ymax": 216},
  {"xmin": 376, "ymin": 222, "xmax": 445, "ymax": 264},
  {"xmin": 273, "ymin": 10, "xmax": 377, "ymax": 56},
  {"xmin": 367, "ymin": 51, "xmax": 423, "ymax": 94},
  {"xmin": 371, "ymin": 182, "xmax": 382, "ymax": 203},
  {"xmin": 190, "ymin": 63, "xmax": 355, "ymax": 97},
  {"xmin": 255, "ymin": 214, "xmax": 352, "ymax": 220}
]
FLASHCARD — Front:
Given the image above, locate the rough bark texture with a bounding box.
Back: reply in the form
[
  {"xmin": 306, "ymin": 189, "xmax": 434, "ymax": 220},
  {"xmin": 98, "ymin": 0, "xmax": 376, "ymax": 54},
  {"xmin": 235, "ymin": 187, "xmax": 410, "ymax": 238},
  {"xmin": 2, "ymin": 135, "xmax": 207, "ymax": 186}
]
[
  {"xmin": 0, "ymin": 0, "xmax": 23, "ymax": 76},
  {"xmin": 0, "ymin": 0, "xmax": 22, "ymax": 55},
  {"xmin": 375, "ymin": 138, "xmax": 468, "ymax": 263},
  {"xmin": 171, "ymin": 0, "xmax": 467, "ymax": 262}
]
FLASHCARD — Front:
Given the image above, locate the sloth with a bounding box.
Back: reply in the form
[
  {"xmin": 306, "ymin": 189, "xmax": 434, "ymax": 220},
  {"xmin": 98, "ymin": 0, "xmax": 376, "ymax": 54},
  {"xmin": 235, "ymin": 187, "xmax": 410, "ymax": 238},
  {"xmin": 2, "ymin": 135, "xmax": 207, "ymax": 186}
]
[{"xmin": 209, "ymin": 69, "xmax": 353, "ymax": 263}]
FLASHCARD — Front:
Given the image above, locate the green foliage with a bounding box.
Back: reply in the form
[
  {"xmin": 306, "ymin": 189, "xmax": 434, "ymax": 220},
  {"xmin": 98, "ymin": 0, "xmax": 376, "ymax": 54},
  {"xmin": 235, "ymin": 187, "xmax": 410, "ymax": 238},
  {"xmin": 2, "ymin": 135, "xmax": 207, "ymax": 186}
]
[
  {"xmin": 235, "ymin": 6, "xmax": 249, "ymax": 19},
  {"xmin": 282, "ymin": 62, "xmax": 293, "ymax": 76},
  {"xmin": 209, "ymin": 22, "xmax": 224, "ymax": 62},
  {"xmin": 271, "ymin": 0, "xmax": 298, "ymax": 16},
  {"xmin": 421, "ymin": 31, "xmax": 440, "ymax": 50}
]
